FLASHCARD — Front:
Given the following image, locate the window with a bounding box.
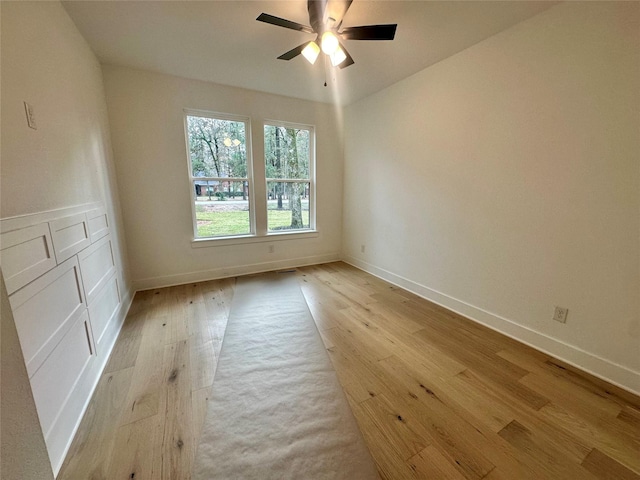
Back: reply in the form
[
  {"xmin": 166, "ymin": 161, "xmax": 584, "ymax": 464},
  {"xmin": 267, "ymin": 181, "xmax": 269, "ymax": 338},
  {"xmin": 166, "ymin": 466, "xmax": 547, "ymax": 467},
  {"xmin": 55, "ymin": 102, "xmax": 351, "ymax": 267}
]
[
  {"xmin": 185, "ymin": 111, "xmax": 315, "ymax": 242},
  {"xmin": 185, "ymin": 112, "xmax": 253, "ymax": 238},
  {"xmin": 264, "ymin": 122, "xmax": 314, "ymax": 233}
]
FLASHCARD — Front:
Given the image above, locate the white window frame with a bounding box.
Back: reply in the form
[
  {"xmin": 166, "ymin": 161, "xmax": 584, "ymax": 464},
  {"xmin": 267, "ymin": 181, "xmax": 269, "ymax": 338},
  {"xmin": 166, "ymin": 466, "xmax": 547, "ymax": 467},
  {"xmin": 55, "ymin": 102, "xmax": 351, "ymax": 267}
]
[
  {"xmin": 263, "ymin": 119, "xmax": 316, "ymax": 235},
  {"xmin": 184, "ymin": 109, "xmax": 256, "ymax": 241},
  {"xmin": 184, "ymin": 110, "xmax": 318, "ymax": 247}
]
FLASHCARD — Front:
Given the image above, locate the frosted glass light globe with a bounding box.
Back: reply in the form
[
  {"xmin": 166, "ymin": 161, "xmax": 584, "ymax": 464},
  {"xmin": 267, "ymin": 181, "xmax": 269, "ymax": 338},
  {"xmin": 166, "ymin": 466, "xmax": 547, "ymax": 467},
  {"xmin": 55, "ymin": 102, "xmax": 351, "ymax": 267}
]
[{"xmin": 321, "ymin": 32, "xmax": 339, "ymax": 55}]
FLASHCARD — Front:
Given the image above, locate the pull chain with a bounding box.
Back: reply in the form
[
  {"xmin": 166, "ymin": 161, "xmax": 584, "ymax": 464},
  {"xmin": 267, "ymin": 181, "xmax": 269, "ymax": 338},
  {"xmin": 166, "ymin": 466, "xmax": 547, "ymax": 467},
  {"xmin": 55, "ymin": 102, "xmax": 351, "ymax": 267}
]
[{"xmin": 323, "ymin": 55, "xmax": 328, "ymax": 87}]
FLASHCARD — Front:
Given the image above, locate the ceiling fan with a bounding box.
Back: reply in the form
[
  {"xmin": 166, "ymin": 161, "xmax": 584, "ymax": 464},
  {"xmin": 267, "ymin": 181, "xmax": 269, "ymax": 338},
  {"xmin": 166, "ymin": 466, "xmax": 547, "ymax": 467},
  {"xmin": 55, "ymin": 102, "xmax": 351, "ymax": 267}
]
[{"xmin": 257, "ymin": 0, "xmax": 397, "ymax": 69}]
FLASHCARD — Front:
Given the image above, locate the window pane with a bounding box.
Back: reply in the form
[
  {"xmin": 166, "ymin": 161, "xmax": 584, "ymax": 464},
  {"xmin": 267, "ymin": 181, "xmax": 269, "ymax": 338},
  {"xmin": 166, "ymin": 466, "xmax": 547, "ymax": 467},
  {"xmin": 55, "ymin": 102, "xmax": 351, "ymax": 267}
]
[
  {"xmin": 195, "ymin": 181, "xmax": 250, "ymax": 237},
  {"xmin": 264, "ymin": 125, "xmax": 310, "ymax": 180},
  {"xmin": 187, "ymin": 116, "xmax": 247, "ymax": 178},
  {"xmin": 267, "ymin": 182, "xmax": 310, "ymax": 231}
]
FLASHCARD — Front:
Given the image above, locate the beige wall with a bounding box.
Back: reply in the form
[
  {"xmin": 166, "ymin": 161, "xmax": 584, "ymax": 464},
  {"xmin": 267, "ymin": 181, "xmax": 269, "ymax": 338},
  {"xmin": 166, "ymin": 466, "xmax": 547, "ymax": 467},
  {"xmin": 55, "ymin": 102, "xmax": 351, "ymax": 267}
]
[
  {"xmin": 343, "ymin": 2, "xmax": 640, "ymax": 392},
  {"xmin": 102, "ymin": 66, "xmax": 344, "ymax": 289},
  {"xmin": 1, "ymin": 272, "xmax": 54, "ymax": 480},
  {"xmin": 1, "ymin": 1, "xmax": 131, "ymax": 472},
  {"xmin": 1, "ymin": 0, "xmax": 129, "ymax": 291}
]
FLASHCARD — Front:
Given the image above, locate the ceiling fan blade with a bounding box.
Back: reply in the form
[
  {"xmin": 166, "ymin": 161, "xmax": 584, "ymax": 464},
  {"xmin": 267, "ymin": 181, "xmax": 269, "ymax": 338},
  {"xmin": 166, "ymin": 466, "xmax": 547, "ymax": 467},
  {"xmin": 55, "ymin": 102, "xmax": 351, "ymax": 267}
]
[
  {"xmin": 340, "ymin": 24, "xmax": 397, "ymax": 40},
  {"xmin": 327, "ymin": 0, "xmax": 353, "ymax": 28},
  {"xmin": 277, "ymin": 43, "xmax": 309, "ymax": 61},
  {"xmin": 307, "ymin": 0, "xmax": 327, "ymax": 33},
  {"xmin": 256, "ymin": 13, "xmax": 313, "ymax": 34},
  {"xmin": 337, "ymin": 42, "xmax": 355, "ymax": 69}
]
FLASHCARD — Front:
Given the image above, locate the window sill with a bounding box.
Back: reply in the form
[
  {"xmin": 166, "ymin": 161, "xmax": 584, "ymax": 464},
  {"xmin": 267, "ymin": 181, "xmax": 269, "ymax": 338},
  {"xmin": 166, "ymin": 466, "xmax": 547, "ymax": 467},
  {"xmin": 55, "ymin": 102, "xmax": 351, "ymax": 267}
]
[{"xmin": 191, "ymin": 230, "xmax": 319, "ymax": 248}]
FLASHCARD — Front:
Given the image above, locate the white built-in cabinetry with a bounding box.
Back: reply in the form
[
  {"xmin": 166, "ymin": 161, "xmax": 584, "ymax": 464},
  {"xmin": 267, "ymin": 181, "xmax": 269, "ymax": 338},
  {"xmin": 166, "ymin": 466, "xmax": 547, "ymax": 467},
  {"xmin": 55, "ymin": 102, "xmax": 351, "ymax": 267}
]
[{"xmin": 0, "ymin": 203, "xmax": 130, "ymax": 476}]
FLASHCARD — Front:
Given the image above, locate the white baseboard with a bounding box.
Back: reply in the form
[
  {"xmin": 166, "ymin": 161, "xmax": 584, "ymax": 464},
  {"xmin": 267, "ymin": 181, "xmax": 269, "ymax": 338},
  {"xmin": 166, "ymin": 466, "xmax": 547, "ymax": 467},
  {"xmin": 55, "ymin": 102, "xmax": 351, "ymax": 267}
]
[
  {"xmin": 342, "ymin": 254, "xmax": 640, "ymax": 396},
  {"xmin": 132, "ymin": 253, "xmax": 341, "ymax": 291}
]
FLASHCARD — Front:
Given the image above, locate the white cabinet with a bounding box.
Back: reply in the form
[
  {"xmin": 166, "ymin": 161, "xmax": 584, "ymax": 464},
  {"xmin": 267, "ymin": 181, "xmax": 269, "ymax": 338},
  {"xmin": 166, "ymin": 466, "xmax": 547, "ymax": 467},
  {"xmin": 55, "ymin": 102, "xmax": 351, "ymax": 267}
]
[
  {"xmin": 31, "ymin": 311, "xmax": 93, "ymax": 438},
  {"xmin": 78, "ymin": 234, "xmax": 116, "ymax": 305},
  {"xmin": 88, "ymin": 272, "xmax": 121, "ymax": 348},
  {"xmin": 9, "ymin": 257, "xmax": 86, "ymax": 377},
  {"xmin": 86, "ymin": 207, "xmax": 110, "ymax": 243},
  {"xmin": 50, "ymin": 212, "xmax": 91, "ymax": 263},
  {"xmin": 0, "ymin": 204, "xmax": 127, "ymax": 475},
  {"xmin": 0, "ymin": 223, "xmax": 56, "ymax": 295}
]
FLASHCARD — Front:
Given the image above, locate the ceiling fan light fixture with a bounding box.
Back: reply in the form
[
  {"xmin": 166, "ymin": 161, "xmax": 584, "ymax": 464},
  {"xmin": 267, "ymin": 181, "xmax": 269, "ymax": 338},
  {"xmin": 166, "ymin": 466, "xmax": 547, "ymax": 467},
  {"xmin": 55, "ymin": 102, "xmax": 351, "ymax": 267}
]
[
  {"xmin": 301, "ymin": 41, "xmax": 320, "ymax": 64},
  {"xmin": 258, "ymin": 1, "xmax": 397, "ymax": 71},
  {"xmin": 321, "ymin": 31, "xmax": 339, "ymax": 55},
  {"xmin": 330, "ymin": 46, "xmax": 347, "ymax": 67}
]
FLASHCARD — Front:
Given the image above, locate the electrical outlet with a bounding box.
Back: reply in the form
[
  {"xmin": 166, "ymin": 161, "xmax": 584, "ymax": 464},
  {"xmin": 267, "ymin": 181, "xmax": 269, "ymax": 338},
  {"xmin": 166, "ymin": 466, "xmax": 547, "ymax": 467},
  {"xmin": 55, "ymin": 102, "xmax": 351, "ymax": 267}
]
[
  {"xmin": 553, "ymin": 306, "xmax": 568, "ymax": 323},
  {"xmin": 268, "ymin": 245, "xmax": 274, "ymax": 254},
  {"xmin": 360, "ymin": 244, "xmax": 365, "ymax": 254}
]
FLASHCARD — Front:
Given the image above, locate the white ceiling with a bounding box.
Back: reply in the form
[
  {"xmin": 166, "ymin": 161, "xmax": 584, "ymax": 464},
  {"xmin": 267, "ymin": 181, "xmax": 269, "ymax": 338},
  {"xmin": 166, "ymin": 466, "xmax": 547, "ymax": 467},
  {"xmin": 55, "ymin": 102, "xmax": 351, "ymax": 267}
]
[{"xmin": 62, "ymin": 1, "xmax": 556, "ymax": 106}]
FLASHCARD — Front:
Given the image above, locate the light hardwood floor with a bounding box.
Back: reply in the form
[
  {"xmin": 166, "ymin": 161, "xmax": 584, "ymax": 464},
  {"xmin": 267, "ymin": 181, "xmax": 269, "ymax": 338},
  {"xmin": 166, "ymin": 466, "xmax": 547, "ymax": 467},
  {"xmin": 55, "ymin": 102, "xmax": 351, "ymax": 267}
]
[{"xmin": 57, "ymin": 262, "xmax": 640, "ymax": 480}]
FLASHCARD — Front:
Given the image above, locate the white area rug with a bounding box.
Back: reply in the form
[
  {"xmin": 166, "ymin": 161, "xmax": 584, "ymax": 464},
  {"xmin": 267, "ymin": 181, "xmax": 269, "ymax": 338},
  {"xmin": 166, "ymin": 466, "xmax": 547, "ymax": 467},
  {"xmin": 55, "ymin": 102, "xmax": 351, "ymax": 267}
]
[{"xmin": 193, "ymin": 272, "xmax": 379, "ymax": 479}]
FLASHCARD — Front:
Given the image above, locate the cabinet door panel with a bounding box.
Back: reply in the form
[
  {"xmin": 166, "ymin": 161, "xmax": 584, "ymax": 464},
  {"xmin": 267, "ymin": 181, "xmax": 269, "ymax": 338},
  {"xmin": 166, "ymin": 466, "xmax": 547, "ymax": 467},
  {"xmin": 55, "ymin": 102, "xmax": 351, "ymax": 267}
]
[
  {"xmin": 9, "ymin": 257, "xmax": 86, "ymax": 377},
  {"xmin": 30, "ymin": 311, "xmax": 93, "ymax": 438},
  {"xmin": 78, "ymin": 235, "xmax": 116, "ymax": 305},
  {"xmin": 88, "ymin": 273, "xmax": 120, "ymax": 346}
]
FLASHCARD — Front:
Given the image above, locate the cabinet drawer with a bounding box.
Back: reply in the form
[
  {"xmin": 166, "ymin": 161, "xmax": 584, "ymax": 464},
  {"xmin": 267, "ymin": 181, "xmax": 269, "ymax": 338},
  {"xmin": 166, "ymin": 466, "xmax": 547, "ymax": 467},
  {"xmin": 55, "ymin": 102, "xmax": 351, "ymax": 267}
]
[
  {"xmin": 86, "ymin": 207, "xmax": 109, "ymax": 243},
  {"xmin": 0, "ymin": 223, "xmax": 56, "ymax": 294},
  {"xmin": 50, "ymin": 213, "xmax": 91, "ymax": 263}
]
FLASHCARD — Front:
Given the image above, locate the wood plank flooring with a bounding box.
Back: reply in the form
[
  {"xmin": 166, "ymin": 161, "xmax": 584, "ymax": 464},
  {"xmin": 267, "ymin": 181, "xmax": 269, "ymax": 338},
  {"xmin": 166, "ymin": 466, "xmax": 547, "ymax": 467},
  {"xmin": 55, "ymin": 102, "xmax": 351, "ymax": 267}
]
[
  {"xmin": 57, "ymin": 262, "xmax": 640, "ymax": 480},
  {"xmin": 58, "ymin": 278, "xmax": 235, "ymax": 480}
]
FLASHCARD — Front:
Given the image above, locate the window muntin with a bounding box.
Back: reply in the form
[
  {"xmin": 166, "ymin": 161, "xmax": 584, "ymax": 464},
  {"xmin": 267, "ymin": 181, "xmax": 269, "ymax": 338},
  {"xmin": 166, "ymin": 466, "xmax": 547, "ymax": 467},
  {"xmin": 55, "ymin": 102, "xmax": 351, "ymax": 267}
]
[
  {"xmin": 185, "ymin": 113, "xmax": 253, "ymax": 238},
  {"xmin": 264, "ymin": 124, "xmax": 314, "ymax": 232}
]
